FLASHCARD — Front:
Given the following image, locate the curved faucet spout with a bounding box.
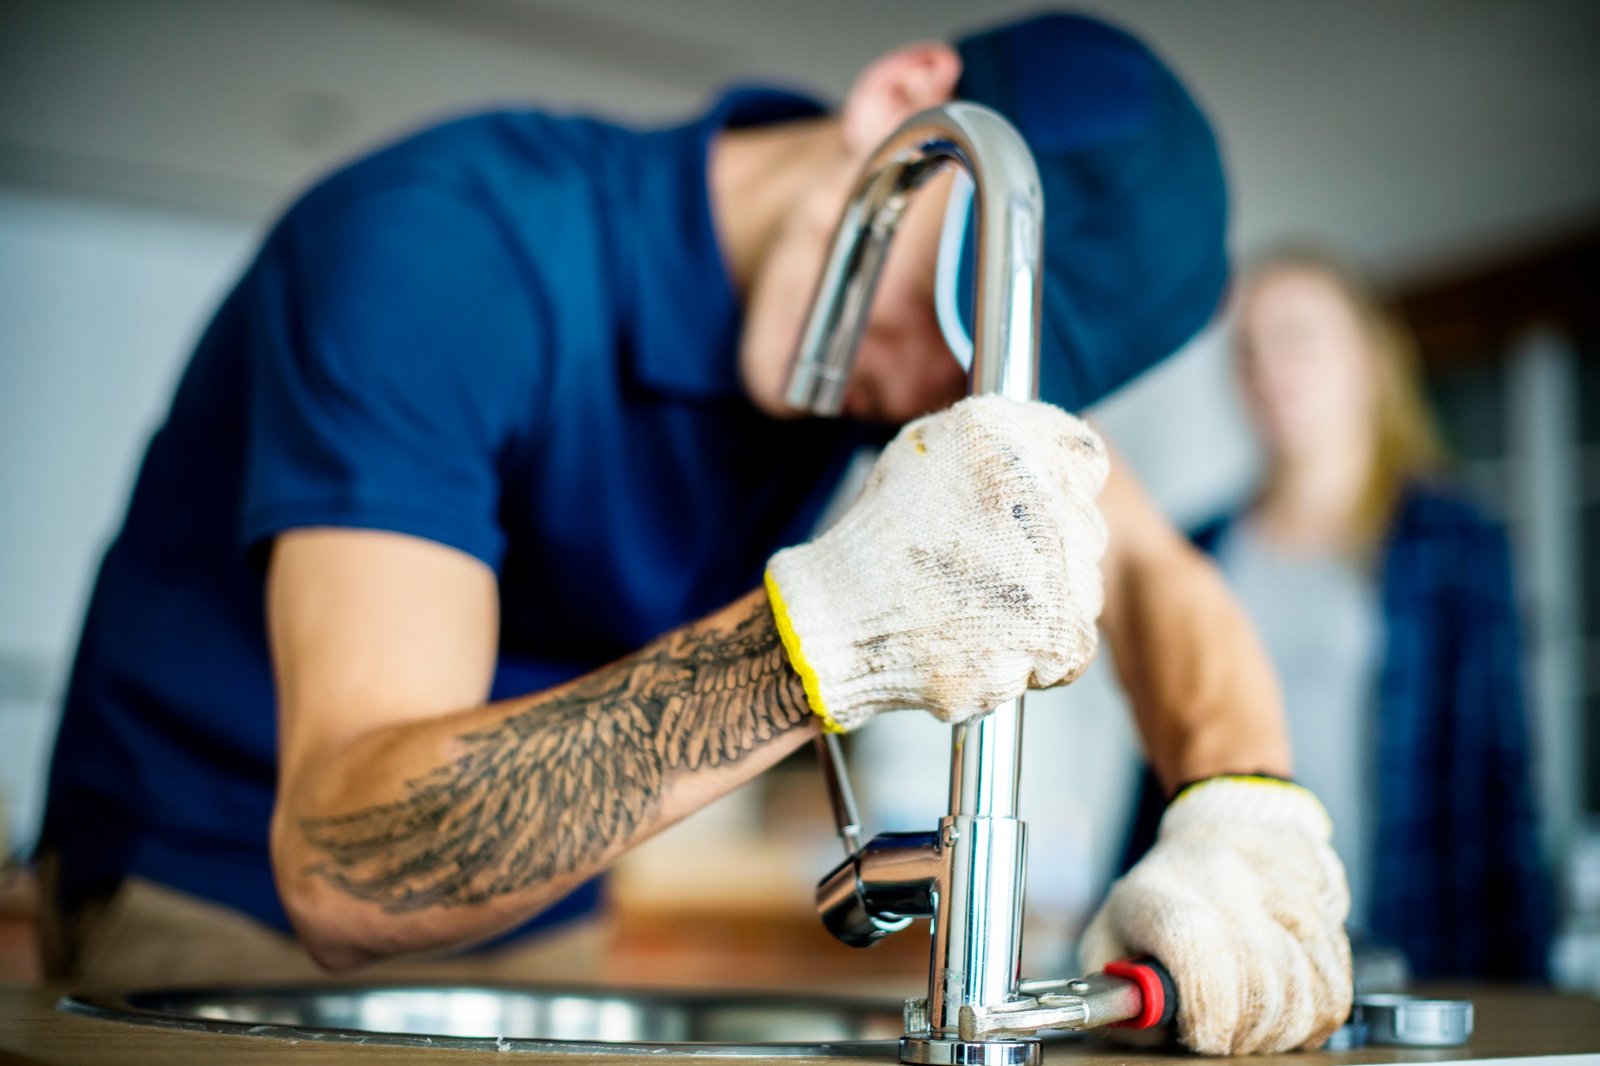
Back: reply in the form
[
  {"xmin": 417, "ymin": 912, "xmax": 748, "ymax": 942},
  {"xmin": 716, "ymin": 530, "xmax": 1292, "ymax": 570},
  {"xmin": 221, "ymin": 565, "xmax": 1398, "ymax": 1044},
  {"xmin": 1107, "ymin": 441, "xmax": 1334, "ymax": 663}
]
[
  {"xmin": 793, "ymin": 103, "xmax": 1048, "ymax": 1059},
  {"xmin": 782, "ymin": 102, "xmax": 1044, "ymax": 416}
]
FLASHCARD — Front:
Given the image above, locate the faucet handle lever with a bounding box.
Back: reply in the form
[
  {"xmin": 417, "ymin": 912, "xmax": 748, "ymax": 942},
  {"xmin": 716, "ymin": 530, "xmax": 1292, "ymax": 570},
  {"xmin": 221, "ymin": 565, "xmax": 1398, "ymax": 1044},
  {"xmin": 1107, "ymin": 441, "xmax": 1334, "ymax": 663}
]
[
  {"xmin": 962, "ymin": 959, "xmax": 1178, "ymax": 1040},
  {"xmin": 814, "ymin": 733, "xmax": 864, "ymax": 856}
]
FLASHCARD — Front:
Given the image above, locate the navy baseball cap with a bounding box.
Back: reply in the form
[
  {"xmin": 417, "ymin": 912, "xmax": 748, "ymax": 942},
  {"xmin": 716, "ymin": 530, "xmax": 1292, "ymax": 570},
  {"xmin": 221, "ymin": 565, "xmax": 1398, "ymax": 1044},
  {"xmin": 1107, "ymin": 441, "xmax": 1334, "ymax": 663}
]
[{"xmin": 946, "ymin": 11, "xmax": 1229, "ymax": 410}]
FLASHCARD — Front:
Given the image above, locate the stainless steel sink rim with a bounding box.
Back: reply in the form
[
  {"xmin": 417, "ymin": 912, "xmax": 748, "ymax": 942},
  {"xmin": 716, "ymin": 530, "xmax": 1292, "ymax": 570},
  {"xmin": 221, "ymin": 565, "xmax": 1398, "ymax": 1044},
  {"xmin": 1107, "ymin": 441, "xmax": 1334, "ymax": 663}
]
[{"xmin": 58, "ymin": 983, "xmax": 911, "ymax": 1057}]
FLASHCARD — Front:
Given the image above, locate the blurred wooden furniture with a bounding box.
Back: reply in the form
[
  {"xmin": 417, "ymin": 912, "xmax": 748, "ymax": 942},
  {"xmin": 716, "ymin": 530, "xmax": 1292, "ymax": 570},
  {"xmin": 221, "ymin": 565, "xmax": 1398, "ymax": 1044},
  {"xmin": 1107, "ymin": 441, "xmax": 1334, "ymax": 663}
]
[
  {"xmin": 0, "ymin": 865, "xmax": 40, "ymax": 984},
  {"xmin": 1389, "ymin": 217, "xmax": 1600, "ymax": 371}
]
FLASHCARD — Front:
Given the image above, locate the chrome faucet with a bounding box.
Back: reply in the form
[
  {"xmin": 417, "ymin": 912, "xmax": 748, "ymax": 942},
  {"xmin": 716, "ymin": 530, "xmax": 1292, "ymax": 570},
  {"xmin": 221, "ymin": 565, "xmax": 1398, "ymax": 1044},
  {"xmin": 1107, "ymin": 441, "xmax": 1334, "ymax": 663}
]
[{"xmin": 785, "ymin": 103, "xmax": 1046, "ymax": 1066}]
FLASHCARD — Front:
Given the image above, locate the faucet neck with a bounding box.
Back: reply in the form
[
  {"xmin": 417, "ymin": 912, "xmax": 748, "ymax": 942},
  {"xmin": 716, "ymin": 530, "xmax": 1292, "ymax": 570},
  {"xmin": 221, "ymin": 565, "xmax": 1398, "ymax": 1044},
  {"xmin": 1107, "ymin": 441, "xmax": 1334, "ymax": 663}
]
[{"xmin": 781, "ymin": 104, "xmax": 1043, "ymax": 417}]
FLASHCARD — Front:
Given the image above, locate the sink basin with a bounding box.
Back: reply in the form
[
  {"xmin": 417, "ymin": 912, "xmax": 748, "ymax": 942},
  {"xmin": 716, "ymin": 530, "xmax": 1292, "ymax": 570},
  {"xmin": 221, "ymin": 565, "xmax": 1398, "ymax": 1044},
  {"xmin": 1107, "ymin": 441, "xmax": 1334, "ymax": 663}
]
[{"xmin": 59, "ymin": 984, "xmax": 908, "ymax": 1056}]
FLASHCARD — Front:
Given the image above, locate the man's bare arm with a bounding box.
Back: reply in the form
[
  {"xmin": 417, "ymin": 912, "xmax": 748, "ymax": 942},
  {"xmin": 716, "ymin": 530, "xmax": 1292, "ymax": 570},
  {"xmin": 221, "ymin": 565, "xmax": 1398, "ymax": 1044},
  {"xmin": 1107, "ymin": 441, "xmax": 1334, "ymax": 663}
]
[
  {"xmin": 1097, "ymin": 453, "xmax": 1292, "ymax": 794},
  {"xmin": 268, "ymin": 530, "xmax": 815, "ymax": 970}
]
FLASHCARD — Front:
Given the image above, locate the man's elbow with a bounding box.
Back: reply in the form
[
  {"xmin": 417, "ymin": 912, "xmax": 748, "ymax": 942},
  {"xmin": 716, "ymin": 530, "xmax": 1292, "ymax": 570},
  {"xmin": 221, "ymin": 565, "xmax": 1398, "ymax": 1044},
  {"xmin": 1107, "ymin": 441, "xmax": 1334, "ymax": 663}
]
[
  {"xmin": 274, "ymin": 874, "xmax": 377, "ymax": 972},
  {"xmin": 270, "ymin": 825, "xmax": 383, "ymax": 972},
  {"xmin": 299, "ymin": 928, "xmax": 374, "ymax": 974}
]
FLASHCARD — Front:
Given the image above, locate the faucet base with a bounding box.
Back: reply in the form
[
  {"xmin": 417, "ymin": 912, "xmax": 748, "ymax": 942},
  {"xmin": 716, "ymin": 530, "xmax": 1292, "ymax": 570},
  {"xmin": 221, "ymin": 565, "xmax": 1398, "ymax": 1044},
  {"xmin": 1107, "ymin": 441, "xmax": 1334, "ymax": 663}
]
[{"xmin": 899, "ymin": 1036, "xmax": 1041, "ymax": 1066}]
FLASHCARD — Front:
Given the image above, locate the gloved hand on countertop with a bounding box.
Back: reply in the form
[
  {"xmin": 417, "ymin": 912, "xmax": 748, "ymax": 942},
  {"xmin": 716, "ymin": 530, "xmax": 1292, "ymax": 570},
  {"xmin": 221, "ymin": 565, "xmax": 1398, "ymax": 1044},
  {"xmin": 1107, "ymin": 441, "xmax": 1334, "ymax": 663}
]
[
  {"xmin": 1079, "ymin": 775, "xmax": 1354, "ymax": 1054},
  {"xmin": 765, "ymin": 394, "xmax": 1109, "ymax": 733}
]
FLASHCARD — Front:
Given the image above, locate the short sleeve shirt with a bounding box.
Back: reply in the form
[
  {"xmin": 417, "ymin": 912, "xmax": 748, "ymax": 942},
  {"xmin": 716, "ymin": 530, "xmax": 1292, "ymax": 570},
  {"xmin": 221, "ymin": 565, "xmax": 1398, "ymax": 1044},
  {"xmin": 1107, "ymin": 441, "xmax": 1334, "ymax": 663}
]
[{"xmin": 43, "ymin": 88, "xmax": 875, "ymax": 937}]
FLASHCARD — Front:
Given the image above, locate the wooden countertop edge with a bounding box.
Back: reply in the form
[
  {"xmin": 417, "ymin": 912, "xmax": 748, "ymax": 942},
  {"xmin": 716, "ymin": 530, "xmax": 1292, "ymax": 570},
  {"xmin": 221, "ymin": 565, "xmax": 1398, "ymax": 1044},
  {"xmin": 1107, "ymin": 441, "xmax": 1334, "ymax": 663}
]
[{"xmin": 0, "ymin": 983, "xmax": 1595, "ymax": 1065}]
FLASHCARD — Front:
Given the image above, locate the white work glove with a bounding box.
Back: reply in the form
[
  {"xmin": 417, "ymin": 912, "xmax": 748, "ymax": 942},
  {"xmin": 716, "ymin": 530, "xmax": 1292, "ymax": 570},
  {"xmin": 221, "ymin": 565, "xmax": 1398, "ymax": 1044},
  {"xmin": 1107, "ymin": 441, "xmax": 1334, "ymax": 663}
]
[
  {"xmin": 1079, "ymin": 776, "xmax": 1353, "ymax": 1055},
  {"xmin": 765, "ymin": 394, "xmax": 1108, "ymax": 732}
]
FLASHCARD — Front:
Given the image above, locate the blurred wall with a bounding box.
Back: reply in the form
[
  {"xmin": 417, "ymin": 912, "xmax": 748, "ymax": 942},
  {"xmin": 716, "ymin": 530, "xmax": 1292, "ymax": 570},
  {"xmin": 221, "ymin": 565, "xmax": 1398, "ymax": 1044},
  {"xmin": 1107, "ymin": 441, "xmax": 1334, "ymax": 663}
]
[
  {"xmin": 0, "ymin": 190, "xmax": 254, "ymax": 847},
  {"xmin": 1, "ymin": 0, "xmax": 1597, "ymax": 900}
]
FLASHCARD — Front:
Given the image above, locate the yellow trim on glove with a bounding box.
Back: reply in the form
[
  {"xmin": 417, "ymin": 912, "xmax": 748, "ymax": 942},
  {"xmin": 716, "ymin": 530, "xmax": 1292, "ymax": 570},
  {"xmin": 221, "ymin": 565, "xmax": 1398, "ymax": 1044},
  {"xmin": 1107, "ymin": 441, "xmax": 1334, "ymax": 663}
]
[
  {"xmin": 1169, "ymin": 774, "xmax": 1334, "ymax": 836},
  {"xmin": 764, "ymin": 570, "xmax": 845, "ymax": 735},
  {"xmin": 1170, "ymin": 774, "xmax": 1306, "ymax": 811}
]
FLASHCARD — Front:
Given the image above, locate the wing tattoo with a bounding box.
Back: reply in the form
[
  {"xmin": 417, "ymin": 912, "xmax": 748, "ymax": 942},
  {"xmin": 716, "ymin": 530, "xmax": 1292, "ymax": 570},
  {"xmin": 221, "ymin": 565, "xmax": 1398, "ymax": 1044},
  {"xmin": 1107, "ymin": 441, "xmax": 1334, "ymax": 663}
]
[{"xmin": 300, "ymin": 602, "xmax": 812, "ymax": 912}]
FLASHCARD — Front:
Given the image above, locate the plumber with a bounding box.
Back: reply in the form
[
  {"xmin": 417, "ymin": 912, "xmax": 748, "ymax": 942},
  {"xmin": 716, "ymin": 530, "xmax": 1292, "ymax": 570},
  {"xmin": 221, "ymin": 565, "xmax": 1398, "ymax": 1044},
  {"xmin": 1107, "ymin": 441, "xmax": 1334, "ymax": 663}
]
[{"xmin": 38, "ymin": 11, "xmax": 1349, "ymax": 1054}]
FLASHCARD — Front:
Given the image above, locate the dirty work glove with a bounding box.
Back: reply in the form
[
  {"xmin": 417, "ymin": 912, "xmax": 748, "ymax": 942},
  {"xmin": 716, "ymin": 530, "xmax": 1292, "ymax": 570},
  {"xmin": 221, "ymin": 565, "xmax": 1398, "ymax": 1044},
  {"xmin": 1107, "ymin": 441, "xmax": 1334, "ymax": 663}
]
[
  {"xmin": 765, "ymin": 394, "xmax": 1108, "ymax": 733},
  {"xmin": 1078, "ymin": 776, "xmax": 1353, "ymax": 1055}
]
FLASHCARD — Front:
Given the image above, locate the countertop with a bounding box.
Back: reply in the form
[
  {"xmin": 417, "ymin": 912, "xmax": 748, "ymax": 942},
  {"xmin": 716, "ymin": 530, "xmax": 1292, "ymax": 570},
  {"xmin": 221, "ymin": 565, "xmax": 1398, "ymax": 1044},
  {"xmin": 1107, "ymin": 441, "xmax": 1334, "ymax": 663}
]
[{"xmin": 0, "ymin": 984, "xmax": 1596, "ymax": 1065}]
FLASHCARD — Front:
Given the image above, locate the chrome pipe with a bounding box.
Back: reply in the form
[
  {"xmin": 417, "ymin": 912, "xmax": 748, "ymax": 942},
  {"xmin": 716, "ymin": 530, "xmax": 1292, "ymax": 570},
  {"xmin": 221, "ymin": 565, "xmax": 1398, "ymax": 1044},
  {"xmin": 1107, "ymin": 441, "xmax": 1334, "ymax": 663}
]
[
  {"xmin": 948, "ymin": 707, "xmax": 1024, "ymax": 819},
  {"xmin": 787, "ymin": 102, "xmax": 1044, "ymax": 1066},
  {"xmin": 785, "ymin": 102, "xmax": 1042, "ymax": 415}
]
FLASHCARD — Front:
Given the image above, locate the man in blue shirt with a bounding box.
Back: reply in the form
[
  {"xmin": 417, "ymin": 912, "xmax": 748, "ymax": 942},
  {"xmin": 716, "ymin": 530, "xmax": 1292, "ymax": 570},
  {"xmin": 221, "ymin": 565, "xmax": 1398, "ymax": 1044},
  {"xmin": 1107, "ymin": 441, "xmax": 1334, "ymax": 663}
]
[{"xmin": 41, "ymin": 12, "xmax": 1353, "ymax": 1054}]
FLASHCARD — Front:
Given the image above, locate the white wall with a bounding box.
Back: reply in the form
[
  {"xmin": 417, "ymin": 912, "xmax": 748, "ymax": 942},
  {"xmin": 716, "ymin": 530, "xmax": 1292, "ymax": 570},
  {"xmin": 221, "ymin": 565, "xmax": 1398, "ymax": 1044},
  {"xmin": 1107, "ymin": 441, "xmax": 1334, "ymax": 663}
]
[
  {"xmin": 0, "ymin": 0, "xmax": 707, "ymax": 215},
  {"xmin": 0, "ymin": 189, "xmax": 256, "ymax": 849}
]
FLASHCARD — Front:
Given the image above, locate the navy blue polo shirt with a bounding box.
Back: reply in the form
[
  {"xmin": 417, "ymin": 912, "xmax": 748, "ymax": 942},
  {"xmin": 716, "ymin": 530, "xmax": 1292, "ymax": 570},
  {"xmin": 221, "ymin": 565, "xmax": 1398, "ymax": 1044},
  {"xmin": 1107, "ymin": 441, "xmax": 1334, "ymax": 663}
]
[{"xmin": 42, "ymin": 87, "xmax": 876, "ymax": 939}]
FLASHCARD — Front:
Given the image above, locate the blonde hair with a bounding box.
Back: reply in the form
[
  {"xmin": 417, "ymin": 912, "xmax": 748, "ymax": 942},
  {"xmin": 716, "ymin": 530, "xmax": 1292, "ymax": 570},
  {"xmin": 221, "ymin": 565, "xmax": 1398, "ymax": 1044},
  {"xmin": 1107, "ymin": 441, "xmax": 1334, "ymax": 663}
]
[{"xmin": 1241, "ymin": 246, "xmax": 1447, "ymax": 548}]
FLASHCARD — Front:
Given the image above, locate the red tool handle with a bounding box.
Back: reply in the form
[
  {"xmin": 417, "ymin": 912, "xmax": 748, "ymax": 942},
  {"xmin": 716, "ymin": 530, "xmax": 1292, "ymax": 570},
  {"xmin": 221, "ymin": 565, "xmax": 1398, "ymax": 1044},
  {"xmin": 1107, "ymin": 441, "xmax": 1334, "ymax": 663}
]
[{"xmin": 1103, "ymin": 956, "xmax": 1178, "ymax": 1030}]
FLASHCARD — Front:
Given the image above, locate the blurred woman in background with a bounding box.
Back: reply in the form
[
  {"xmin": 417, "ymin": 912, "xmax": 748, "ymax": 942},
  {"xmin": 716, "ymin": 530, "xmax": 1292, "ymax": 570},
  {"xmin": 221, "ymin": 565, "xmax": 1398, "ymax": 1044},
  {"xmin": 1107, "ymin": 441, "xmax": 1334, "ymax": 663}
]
[{"xmin": 1121, "ymin": 247, "xmax": 1553, "ymax": 980}]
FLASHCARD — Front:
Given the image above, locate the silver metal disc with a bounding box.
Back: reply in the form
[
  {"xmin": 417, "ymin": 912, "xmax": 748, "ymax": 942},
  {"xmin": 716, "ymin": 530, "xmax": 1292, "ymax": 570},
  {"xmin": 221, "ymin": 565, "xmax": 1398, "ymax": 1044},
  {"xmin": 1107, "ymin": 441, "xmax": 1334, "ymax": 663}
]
[
  {"xmin": 1356, "ymin": 994, "xmax": 1473, "ymax": 1048},
  {"xmin": 900, "ymin": 1036, "xmax": 1042, "ymax": 1066}
]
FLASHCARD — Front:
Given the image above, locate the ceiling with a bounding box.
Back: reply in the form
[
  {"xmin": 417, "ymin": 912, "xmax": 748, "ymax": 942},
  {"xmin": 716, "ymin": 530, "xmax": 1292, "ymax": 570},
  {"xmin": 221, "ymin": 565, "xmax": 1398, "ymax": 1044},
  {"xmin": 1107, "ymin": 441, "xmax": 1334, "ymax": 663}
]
[{"xmin": 1, "ymin": 0, "xmax": 1597, "ymax": 279}]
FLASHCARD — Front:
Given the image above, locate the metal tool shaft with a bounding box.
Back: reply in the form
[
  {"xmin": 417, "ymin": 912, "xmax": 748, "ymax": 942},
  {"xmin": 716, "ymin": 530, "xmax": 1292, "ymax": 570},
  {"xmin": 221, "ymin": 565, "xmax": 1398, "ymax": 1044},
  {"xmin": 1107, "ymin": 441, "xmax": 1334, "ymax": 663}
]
[
  {"xmin": 961, "ymin": 973, "xmax": 1145, "ymax": 1040},
  {"xmin": 814, "ymin": 734, "xmax": 864, "ymax": 856}
]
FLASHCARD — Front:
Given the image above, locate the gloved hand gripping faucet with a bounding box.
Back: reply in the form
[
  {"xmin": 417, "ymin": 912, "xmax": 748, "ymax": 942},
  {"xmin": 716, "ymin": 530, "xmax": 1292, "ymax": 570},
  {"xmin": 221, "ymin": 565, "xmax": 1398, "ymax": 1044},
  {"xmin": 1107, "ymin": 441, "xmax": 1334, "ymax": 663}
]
[{"xmin": 766, "ymin": 395, "xmax": 1108, "ymax": 732}]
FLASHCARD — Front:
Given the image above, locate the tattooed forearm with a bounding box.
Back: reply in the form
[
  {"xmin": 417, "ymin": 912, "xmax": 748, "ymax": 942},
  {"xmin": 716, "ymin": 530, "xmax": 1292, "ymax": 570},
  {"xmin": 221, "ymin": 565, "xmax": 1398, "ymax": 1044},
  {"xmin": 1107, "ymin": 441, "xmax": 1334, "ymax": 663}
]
[{"xmin": 299, "ymin": 597, "xmax": 813, "ymax": 912}]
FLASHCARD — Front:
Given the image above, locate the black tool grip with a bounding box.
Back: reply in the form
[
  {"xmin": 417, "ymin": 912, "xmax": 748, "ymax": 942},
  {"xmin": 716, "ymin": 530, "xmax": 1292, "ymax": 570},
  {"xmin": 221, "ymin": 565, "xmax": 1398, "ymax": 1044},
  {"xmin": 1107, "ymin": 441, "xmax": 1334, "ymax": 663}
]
[{"xmin": 1103, "ymin": 956, "xmax": 1178, "ymax": 1030}]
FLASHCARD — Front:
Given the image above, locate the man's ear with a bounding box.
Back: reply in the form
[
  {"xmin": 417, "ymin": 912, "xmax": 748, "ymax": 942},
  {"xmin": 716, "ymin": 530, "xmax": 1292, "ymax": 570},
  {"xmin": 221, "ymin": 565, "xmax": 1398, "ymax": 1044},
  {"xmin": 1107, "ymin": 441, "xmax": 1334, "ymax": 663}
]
[{"xmin": 840, "ymin": 41, "xmax": 962, "ymax": 155}]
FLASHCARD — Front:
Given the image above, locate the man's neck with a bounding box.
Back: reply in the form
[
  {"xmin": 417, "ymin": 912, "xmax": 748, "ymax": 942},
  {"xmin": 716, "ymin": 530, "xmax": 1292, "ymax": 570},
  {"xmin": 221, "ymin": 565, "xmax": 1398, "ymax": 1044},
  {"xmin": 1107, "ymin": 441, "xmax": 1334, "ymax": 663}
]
[{"xmin": 707, "ymin": 116, "xmax": 851, "ymax": 294}]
